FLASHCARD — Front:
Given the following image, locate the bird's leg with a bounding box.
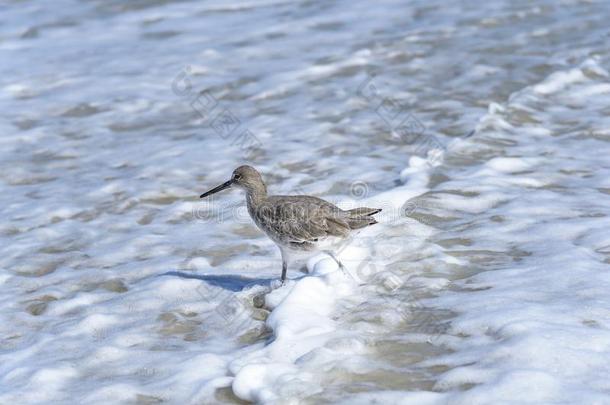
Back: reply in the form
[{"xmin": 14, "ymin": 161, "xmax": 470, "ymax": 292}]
[
  {"xmin": 324, "ymin": 250, "xmax": 344, "ymax": 268},
  {"xmin": 280, "ymin": 248, "xmax": 288, "ymax": 284},
  {"xmin": 323, "ymin": 250, "xmax": 353, "ymax": 279}
]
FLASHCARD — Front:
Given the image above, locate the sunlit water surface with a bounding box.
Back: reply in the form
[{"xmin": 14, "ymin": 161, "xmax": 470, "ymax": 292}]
[{"xmin": 1, "ymin": 0, "xmax": 610, "ymax": 403}]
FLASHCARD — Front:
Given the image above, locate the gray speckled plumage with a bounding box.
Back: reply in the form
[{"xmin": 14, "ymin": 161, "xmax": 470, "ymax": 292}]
[{"xmin": 200, "ymin": 165, "xmax": 381, "ymax": 282}]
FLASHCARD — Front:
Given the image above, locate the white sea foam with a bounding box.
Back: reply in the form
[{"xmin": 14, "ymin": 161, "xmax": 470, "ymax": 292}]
[
  {"xmin": 384, "ymin": 58, "xmax": 610, "ymax": 404},
  {"xmin": 2, "ymin": 0, "xmax": 610, "ymax": 403}
]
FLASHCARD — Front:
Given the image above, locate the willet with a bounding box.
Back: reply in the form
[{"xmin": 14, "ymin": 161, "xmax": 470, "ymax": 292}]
[{"xmin": 199, "ymin": 165, "xmax": 381, "ymax": 283}]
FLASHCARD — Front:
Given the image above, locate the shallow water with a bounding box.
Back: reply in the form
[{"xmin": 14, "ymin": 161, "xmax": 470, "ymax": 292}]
[{"xmin": 2, "ymin": 0, "xmax": 610, "ymax": 403}]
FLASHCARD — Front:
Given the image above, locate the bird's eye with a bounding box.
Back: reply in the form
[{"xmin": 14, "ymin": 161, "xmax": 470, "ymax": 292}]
[{"xmin": 234, "ymin": 174, "xmax": 242, "ymax": 180}]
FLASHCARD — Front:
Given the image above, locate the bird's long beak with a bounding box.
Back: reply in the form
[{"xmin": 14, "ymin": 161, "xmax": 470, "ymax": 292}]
[{"xmin": 200, "ymin": 179, "xmax": 233, "ymax": 198}]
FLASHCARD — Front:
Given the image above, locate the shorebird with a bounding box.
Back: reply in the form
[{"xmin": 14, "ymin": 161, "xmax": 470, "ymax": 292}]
[{"xmin": 199, "ymin": 165, "xmax": 381, "ymax": 282}]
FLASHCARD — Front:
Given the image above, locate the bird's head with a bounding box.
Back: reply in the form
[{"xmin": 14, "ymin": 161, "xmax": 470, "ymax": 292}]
[{"xmin": 199, "ymin": 165, "xmax": 266, "ymax": 198}]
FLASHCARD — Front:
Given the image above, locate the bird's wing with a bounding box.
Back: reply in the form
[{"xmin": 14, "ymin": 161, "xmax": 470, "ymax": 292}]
[{"xmin": 257, "ymin": 197, "xmax": 350, "ymax": 244}]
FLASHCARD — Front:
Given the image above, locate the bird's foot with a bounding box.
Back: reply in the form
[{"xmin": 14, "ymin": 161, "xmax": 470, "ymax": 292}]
[{"xmin": 337, "ymin": 262, "xmax": 363, "ymax": 284}]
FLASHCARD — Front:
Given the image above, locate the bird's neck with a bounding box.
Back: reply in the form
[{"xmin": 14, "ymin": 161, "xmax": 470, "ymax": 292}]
[{"xmin": 246, "ymin": 183, "xmax": 267, "ymax": 205}]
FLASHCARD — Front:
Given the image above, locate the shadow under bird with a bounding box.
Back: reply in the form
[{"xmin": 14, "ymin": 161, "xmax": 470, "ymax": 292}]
[{"xmin": 199, "ymin": 165, "xmax": 381, "ymax": 283}]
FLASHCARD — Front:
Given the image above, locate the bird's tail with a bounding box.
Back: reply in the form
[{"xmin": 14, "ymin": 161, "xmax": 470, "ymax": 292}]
[{"xmin": 345, "ymin": 207, "xmax": 382, "ymax": 229}]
